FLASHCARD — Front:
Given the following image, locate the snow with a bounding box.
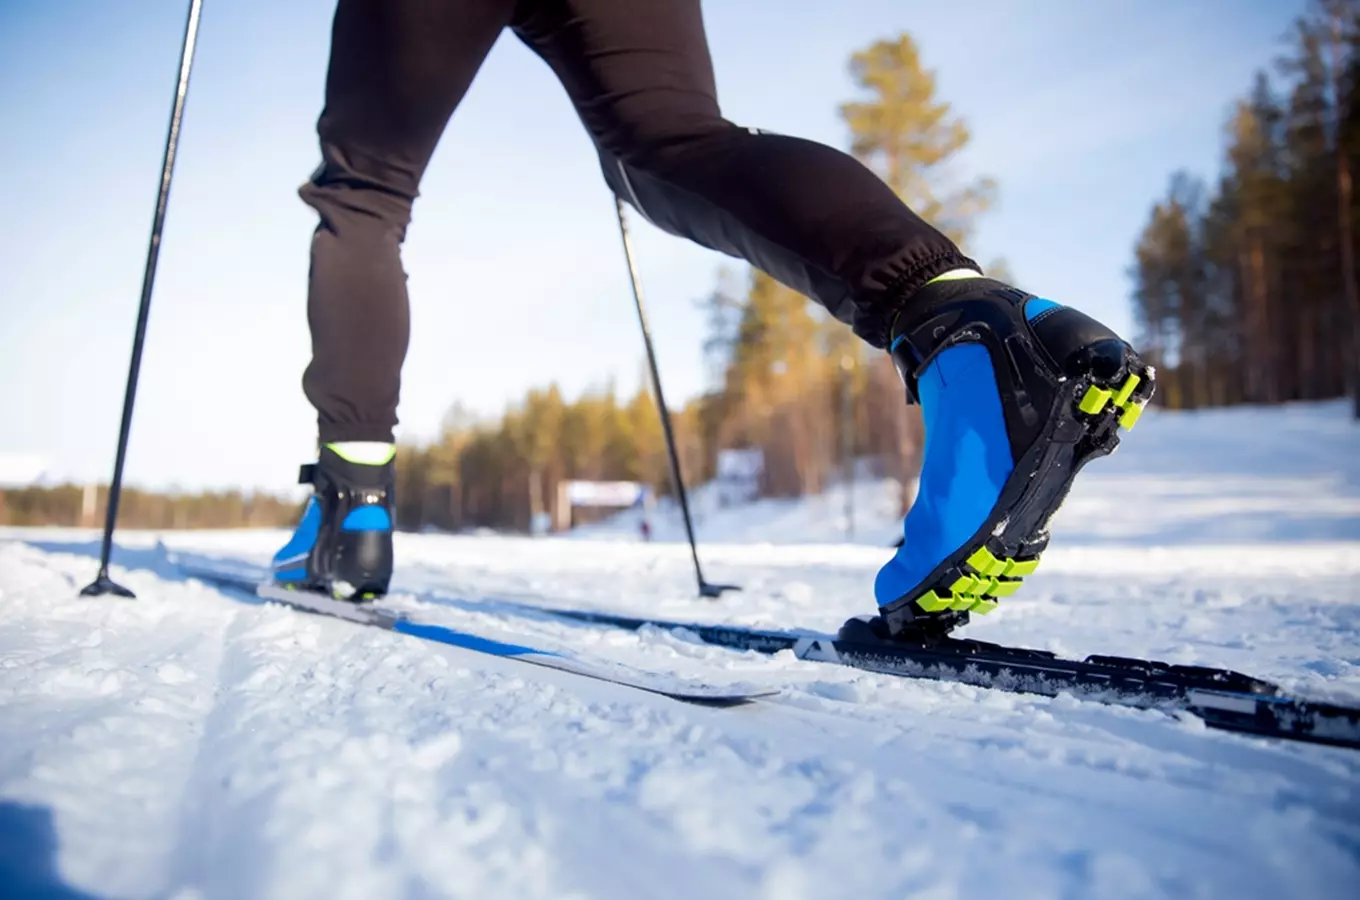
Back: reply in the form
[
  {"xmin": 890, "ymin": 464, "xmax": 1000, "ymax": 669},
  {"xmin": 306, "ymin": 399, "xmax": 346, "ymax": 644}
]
[
  {"xmin": 2, "ymin": 400, "xmax": 1359, "ymax": 899},
  {"xmin": 580, "ymin": 398, "xmax": 1360, "ymax": 547}
]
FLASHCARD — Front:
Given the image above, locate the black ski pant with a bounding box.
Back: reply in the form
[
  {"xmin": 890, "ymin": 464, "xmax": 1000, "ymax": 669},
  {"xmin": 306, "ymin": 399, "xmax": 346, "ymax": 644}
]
[{"xmin": 301, "ymin": 0, "xmax": 978, "ymax": 444}]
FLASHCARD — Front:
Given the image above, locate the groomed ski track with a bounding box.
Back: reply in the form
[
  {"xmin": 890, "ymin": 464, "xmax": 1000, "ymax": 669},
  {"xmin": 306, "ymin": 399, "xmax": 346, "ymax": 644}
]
[{"xmin": 2, "ymin": 400, "xmax": 1359, "ymax": 899}]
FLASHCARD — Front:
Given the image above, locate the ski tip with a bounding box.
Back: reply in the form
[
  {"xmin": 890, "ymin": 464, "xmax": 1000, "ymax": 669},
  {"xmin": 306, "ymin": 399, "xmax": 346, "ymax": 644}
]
[{"xmin": 669, "ymin": 685, "xmax": 781, "ymax": 706}]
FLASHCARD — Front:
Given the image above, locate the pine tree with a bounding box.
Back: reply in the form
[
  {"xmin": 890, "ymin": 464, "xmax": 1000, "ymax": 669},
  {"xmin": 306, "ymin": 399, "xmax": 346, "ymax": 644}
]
[
  {"xmin": 839, "ymin": 33, "xmax": 998, "ymax": 255},
  {"xmin": 1129, "ymin": 0, "xmax": 1360, "ymax": 416},
  {"xmin": 836, "ymin": 31, "xmax": 1000, "ymax": 504}
]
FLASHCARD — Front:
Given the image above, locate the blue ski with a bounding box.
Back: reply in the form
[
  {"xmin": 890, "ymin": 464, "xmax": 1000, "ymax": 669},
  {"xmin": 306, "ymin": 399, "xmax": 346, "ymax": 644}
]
[{"xmin": 173, "ymin": 560, "xmax": 776, "ymax": 706}]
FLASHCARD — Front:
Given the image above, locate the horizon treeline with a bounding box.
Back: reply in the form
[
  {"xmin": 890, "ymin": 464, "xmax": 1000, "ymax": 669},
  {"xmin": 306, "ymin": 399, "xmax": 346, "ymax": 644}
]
[
  {"xmin": 0, "ymin": 483, "xmax": 301, "ymax": 530},
  {"xmin": 1131, "ymin": 0, "xmax": 1360, "ymax": 415}
]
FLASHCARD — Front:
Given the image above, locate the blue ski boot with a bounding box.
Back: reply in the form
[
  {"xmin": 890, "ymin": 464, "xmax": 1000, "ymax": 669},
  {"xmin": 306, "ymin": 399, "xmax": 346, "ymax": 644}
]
[
  {"xmin": 844, "ymin": 271, "xmax": 1155, "ymax": 644},
  {"xmin": 272, "ymin": 442, "xmax": 396, "ymax": 601}
]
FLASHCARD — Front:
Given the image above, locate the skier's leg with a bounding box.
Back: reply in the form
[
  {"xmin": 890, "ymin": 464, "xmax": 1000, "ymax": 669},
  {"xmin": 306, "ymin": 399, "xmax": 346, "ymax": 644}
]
[
  {"xmin": 510, "ymin": 0, "xmax": 970, "ymax": 351},
  {"xmin": 280, "ymin": 0, "xmax": 514, "ymax": 599},
  {"xmin": 517, "ymin": 0, "xmax": 1156, "ymax": 640},
  {"xmin": 300, "ymin": 0, "xmax": 514, "ymax": 444}
]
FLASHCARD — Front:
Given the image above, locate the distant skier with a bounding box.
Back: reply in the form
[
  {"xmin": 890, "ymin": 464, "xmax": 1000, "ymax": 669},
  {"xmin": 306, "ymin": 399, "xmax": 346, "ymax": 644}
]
[{"xmin": 273, "ymin": 0, "xmax": 1154, "ymax": 643}]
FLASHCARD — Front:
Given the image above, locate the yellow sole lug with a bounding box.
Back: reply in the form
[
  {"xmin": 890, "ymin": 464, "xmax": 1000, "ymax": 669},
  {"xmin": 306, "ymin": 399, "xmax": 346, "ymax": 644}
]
[
  {"xmin": 1118, "ymin": 403, "xmax": 1144, "ymax": 429},
  {"xmin": 966, "ymin": 546, "xmax": 1007, "ymax": 577},
  {"xmin": 949, "ymin": 593, "xmax": 978, "ymax": 611},
  {"xmin": 916, "ymin": 590, "xmax": 953, "ymax": 613},
  {"xmin": 1078, "ymin": 385, "xmax": 1112, "ymax": 414},
  {"xmin": 909, "ymin": 366, "xmax": 1154, "ymax": 622},
  {"xmin": 915, "ymin": 549, "xmax": 1042, "ymax": 616},
  {"xmin": 990, "ymin": 578, "xmax": 1023, "ymax": 597},
  {"xmin": 1078, "ymin": 372, "xmax": 1147, "ymax": 431},
  {"xmin": 1112, "ymin": 373, "xmax": 1140, "ymax": 407},
  {"xmin": 950, "ymin": 574, "xmax": 978, "ymax": 594},
  {"xmin": 1078, "ymin": 371, "xmax": 1148, "ymax": 431}
]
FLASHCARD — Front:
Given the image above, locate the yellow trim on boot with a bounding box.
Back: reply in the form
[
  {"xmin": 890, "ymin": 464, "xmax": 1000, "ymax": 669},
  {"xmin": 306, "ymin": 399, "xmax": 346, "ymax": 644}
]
[
  {"xmin": 925, "ymin": 268, "xmax": 984, "ymax": 285},
  {"xmin": 325, "ymin": 441, "xmax": 396, "ymax": 465}
]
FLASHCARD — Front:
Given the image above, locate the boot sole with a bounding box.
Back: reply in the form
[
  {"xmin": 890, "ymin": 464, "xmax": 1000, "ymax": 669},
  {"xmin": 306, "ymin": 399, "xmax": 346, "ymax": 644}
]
[
  {"xmin": 884, "ymin": 353, "xmax": 1155, "ymax": 633},
  {"xmin": 273, "ymin": 580, "xmax": 386, "ymax": 603}
]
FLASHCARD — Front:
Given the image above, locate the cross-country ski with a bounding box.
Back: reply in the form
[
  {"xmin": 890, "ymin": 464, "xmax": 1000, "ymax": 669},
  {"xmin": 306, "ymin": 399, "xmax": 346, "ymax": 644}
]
[{"xmin": 174, "ymin": 559, "xmax": 776, "ymax": 706}]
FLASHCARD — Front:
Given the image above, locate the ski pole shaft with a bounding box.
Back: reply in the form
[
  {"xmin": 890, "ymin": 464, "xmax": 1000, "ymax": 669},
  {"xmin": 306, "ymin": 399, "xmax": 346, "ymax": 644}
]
[
  {"xmin": 83, "ymin": 0, "xmax": 203, "ymax": 599},
  {"xmin": 613, "ymin": 198, "xmax": 737, "ymax": 598}
]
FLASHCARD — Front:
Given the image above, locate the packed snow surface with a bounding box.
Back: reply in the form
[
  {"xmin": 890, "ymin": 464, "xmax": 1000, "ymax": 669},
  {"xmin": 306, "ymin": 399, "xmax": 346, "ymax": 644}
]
[{"xmin": 2, "ymin": 400, "xmax": 1359, "ymax": 899}]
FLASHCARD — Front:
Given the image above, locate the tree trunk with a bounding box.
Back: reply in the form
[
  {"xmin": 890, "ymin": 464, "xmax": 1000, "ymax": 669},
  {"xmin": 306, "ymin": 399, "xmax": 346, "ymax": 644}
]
[
  {"xmin": 1240, "ymin": 245, "xmax": 1266, "ymax": 402},
  {"xmin": 529, "ymin": 466, "xmax": 543, "ymax": 531},
  {"xmin": 1330, "ymin": 7, "xmax": 1360, "ymax": 416},
  {"xmin": 1246, "ymin": 239, "xmax": 1274, "ymax": 403},
  {"xmin": 1339, "ymin": 127, "xmax": 1360, "ymax": 416}
]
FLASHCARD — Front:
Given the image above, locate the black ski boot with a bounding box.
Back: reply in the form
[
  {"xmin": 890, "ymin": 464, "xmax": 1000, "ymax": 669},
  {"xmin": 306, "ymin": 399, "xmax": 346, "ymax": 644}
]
[
  {"xmin": 855, "ymin": 271, "xmax": 1155, "ymax": 644},
  {"xmin": 271, "ymin": 442, "xmax": 395, "ymax": 601}
]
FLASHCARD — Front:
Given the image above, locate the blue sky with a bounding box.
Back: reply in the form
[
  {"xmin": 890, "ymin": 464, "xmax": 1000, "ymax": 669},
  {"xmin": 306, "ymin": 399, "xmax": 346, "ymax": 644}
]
[{"xmin": 0, "ymin": 0, "xmax": 1307, "ymax": 493}]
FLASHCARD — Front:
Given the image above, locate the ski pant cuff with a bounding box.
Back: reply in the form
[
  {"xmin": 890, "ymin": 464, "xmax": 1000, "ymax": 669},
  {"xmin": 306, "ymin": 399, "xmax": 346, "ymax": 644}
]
[{"xmin": 872, "ymin": 252, "xmax": 986, "ymax": 347}]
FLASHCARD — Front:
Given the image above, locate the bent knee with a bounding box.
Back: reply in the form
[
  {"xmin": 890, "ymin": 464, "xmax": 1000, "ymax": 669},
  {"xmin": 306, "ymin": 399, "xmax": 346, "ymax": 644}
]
[{"xmin": 299, "ymin": 164, "xmax": 416, "ymax": 234}]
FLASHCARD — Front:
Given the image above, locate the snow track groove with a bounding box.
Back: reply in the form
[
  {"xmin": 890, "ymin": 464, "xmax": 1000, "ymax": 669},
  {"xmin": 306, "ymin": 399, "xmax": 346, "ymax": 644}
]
[{"xmin": 0, "ymin": 544, "xmax": 231, "ymax": 899}]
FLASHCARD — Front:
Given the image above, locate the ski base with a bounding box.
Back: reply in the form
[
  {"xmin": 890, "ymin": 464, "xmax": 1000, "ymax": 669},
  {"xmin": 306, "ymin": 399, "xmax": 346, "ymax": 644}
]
[{"xmin": 180, "ymin": 565, "xmax": 775, "ymax": 706}]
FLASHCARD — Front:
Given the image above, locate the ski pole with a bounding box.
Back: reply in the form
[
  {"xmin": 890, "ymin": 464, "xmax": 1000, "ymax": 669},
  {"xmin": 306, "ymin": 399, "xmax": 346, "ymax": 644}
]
[
  {"xmin": 613, "ymin": 197, "xmax": 739, "ymax": 599},
  {"xmin": 82, "ymin": 0, "xmax": 204, "ymax": 599}
]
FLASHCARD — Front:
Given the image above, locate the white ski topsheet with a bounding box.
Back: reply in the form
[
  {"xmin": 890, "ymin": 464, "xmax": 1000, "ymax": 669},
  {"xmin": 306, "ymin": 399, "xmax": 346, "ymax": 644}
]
[
  {"xmin": 242, "ymin": 578, "xmax": 777, "ymax": 703},
  {"xmin": 2, "ymin": 400, "xmax": 1359, "ymax": 900}
]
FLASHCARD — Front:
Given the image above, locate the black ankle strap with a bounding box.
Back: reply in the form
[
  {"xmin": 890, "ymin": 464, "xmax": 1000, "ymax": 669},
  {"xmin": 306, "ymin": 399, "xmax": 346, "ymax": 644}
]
[{"xmin": 887, "ymin": 281, "xmax": 1033, "ymax": 403}]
